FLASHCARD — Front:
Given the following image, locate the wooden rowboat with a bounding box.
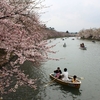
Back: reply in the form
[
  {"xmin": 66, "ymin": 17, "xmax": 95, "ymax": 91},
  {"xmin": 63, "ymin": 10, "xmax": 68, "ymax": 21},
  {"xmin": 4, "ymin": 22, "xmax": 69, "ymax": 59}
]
[
  {"xmin": 80, "ymin": 46, "xmax": 87, "ymax": 50},
  {"xmin": 63, "ymin": 43, "xmax": 66, "ymax": 47},
  {"xmin": 80, "ymin": 43, "xmax": 87, "ymax": 50},
  {"xmin": 49, "ymin": 73, "xmax": 81, "ymax": 88}
]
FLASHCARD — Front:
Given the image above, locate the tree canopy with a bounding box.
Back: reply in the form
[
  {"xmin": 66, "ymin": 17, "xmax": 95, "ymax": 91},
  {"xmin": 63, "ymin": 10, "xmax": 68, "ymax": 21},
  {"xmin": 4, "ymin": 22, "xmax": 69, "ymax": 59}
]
[{"xmin": 0, "ymin": 0, "xmax": 54, "ymax": 95}]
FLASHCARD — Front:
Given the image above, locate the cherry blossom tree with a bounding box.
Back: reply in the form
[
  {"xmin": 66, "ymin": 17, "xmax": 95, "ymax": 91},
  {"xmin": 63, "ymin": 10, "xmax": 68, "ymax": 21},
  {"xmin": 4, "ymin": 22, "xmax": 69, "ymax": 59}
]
[
  {"xmin": 78, "ymin": 28, "xmax": 100, "ymax": 40},
  {"xmin": 0, "ymin": 0, "xmax": 56, "ymax": 96}
]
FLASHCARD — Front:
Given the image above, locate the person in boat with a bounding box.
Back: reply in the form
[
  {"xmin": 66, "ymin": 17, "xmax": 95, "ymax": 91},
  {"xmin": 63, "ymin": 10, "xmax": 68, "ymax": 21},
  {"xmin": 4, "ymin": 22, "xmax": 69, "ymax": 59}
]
[
  {"xmin": 61, "ymin": 68, "xmax": 69, "ymax": 81},
  {"xmin": 54, "ymin": 67, "xmax": 62, "ymax": 79},
  {"xmin": 63, "ymin": 43, "xmax": 66, "ymax": 47},
  {"xmin": 71, "ymin": 75, "xmax": 77, "ymax": 83},
  {"xmin": 80, "ymin": 43, "xmax": 84, "ymax": 47}
]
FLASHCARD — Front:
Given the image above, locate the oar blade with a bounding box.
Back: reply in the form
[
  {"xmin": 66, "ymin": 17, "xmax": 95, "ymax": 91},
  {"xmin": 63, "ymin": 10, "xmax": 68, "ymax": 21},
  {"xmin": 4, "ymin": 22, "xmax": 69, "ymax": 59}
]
[{"xmin": 44, "ymin": 78, "xmax": 56, "ymax": 87}]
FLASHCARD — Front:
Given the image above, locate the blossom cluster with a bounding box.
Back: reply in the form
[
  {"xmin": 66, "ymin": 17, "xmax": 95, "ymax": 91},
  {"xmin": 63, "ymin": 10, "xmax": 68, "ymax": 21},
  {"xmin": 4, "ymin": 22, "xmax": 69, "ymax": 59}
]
[{"xmin": 0, "ymin": 0, "xmax": 54, "ymax": 95}]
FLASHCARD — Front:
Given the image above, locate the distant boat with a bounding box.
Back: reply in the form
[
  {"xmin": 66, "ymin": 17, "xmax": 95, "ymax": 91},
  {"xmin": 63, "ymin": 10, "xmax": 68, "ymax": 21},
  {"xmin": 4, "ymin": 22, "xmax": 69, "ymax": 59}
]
[
  {"xmin": 92, "ymin": 40, "xmax": 95, "ymax": 43},
  {"xmin": 63, "ymin": 43, "xmax": 66, "ymax": 47},
  {"xmin": 62, "ymin": 39, "xmax": 64, "ymax": 40},
  {"xmin": 80, "ymin": 43, "xmax": 87, "ymax": 50},
  {"xmin": 80, "ymin": 46, "xmax": 87, "ymax": 50}
]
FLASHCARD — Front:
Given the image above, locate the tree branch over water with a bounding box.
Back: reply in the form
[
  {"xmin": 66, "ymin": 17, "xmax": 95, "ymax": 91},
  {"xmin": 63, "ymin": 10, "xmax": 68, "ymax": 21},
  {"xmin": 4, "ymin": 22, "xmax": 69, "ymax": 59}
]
[{"xmin": 0, "ymin": 0, "xmax": 55, "ymax": 96}]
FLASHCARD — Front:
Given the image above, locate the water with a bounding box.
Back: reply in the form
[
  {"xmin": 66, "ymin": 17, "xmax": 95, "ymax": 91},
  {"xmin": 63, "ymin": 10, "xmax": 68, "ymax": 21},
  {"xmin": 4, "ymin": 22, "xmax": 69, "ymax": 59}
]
[{"xmin": 3, "ymin": 37, "xmax": 100, "ymax": 100}]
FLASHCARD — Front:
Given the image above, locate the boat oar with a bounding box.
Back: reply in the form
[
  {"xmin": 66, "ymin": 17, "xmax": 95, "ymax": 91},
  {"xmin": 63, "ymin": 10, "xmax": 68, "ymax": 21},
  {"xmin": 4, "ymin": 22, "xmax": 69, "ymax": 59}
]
[
  {"xmin": 44, "ymin": 78, "xmax": 56, "ymax": 87},
  {"xmin": 77, "ymin": 77, "xmax": 84, "ymax": 80}
]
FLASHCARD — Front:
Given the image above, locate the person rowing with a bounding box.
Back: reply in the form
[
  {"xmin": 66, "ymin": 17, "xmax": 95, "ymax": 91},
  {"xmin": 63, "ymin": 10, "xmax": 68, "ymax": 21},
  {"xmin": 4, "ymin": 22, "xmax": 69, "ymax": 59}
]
[{"xmin": 54, "ymin": 67, "xmax": 62, "ymax": 79}]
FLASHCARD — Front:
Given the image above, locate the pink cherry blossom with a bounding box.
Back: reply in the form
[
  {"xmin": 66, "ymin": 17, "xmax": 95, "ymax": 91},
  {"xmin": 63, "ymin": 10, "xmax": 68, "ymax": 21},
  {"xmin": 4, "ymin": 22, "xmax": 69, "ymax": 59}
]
[{"xmin": 0, "ymin": 0, "xmax": 58, "ymax": 96}]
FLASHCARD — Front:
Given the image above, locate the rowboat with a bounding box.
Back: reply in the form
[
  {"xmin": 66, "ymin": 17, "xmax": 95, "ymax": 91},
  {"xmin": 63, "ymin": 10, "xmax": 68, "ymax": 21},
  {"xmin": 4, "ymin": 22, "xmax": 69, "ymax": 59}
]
[
  {"xmin": 63, "ymin": 43, "xmax": 66, "ymax": 47},
  {"xmin": 80, "ymin": 43, "xmax": 87, "ymax": 50},
  {"xmin": 49, "ymin": 73, "xmax": 81, "ymax": 88},
  {"xmin": 80, "ymin": 46, "xmax": 87, "ymax": 50}
]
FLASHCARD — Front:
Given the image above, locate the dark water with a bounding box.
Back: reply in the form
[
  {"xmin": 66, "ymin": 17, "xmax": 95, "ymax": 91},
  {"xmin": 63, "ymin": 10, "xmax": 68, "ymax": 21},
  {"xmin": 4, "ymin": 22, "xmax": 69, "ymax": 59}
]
[{"xmin": 4, "ymin": 37, "xmax": 100, "ymax": 100}]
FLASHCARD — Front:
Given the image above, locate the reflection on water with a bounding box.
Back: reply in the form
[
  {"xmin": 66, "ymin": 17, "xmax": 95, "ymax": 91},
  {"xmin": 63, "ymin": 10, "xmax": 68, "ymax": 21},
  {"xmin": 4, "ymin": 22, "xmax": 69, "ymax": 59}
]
[
  {"xmin": 60, "ymin": 85, "xmax": 81, "ymax": 96},
  {"xmin": 35, "ymin": 82, "xmax": 82, "ymax": 100},
  {"xmin": 48, "ymin": 83, "xmax": 81, "ymax": 100}
]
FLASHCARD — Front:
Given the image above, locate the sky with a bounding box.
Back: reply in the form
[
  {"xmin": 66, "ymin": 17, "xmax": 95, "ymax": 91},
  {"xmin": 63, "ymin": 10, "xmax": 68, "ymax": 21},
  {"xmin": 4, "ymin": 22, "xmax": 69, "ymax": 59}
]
[{"xmin": 40, "ymin": 0, "xmax": 100, "ymax": 32}]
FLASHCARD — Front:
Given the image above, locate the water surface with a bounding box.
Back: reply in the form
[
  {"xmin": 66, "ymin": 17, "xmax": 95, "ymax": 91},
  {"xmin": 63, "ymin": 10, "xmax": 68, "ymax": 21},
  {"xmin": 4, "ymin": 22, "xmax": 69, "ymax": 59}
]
[{"xmin": 4, "ymin": 37, "xmax": 100, "ymax": 100}]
